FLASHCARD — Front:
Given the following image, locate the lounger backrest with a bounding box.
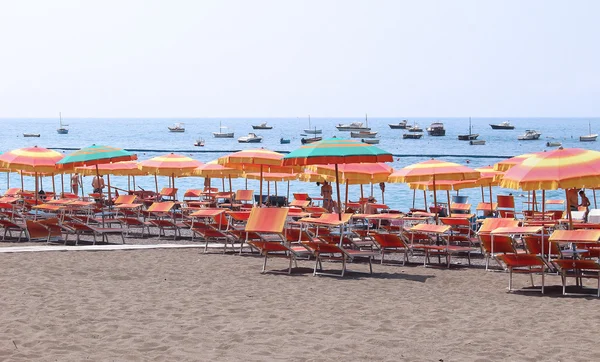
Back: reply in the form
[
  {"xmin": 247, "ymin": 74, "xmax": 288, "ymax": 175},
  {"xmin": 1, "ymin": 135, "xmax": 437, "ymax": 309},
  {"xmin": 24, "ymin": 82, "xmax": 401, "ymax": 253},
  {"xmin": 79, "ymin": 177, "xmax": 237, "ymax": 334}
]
[
  {"xmin": 554, "ymin": 259, "xmax": 600, "ymax": 271},
  {"xmin": 236, "ymin": 190, "xmax": 254, "ymax": 202},
  {"xmin": 293, "ymin": 193, "xmax": 310, "ymax": 201},
  {"xmin": 373, "ymin": 233, "xmax": 407, "ymax": 248},
  {"xmin": 147, "ymin": 202, "xmax": 175, "ymax": 213},
  {"xmin": 479, "ymin": 233, "xmax": 516, "ymax": 254},
  {"xmin": 184, "ymin": 189, "xmax": 203, "ymax": 198},
  {"xmin": 115, "ymin": 195, "xmax": 137, "ymax": 204},
  {"xmin": 3, "ymin": 188, "xmax": 21, "ymax": 197},
  {"xmin": 245, "ymin": 207, "xmax": 288, "ymax": 233},
  {"xmin": 498, "ymin": 254, "xmax": 545, "ymax": 268},
  {"xmin": 160, "ymin": 188, "xmax": 178, "ymax": 197},
  {"xmin": 478, "ymin": 218, "xmax": 519, "ymax": 234},
  {"xmin": 523, "ymin": 235, "xmax": 560, "ymax": 256}
]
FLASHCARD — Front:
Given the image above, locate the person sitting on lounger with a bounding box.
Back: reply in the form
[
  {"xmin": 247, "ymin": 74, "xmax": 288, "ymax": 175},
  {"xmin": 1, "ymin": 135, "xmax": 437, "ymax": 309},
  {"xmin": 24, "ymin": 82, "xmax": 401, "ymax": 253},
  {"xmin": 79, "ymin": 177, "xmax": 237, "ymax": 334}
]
[{"xmin": 320, "ymin": 181, "xmax": 334, "ymax": 212}]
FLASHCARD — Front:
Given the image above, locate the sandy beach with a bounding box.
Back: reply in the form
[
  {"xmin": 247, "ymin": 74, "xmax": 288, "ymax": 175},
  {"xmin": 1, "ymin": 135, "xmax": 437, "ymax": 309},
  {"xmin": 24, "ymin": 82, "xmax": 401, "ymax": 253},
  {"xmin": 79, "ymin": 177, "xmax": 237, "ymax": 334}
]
[{"xmin": 0, "ymin": 244, "xmax": 599, "ymax": 361}]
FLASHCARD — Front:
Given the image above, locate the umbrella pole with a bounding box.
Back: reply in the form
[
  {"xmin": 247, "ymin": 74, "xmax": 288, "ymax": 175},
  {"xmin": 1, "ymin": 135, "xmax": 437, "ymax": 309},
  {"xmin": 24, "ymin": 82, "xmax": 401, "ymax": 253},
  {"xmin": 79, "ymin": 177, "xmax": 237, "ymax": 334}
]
[
  {"xmin": 423, "ymin": 190, "xmax": 427, "ymax": 210},
  {"xmin": 345, "ymin": 182, "xmax": 349, "ymax": 207},
  {"xmin": 128, "ymin": 175, "xmax": 131, "ymax": 192},
  {"xmin": 370, "ymin": 182, "xmax": 373, "ymax": 197},
  {"xmin": 481, "ymin": 186, "xmax": 485, "ymax": 202},
  {"xmin": 80, "ymin": 175, "xmax": 84, "ymax": 198},
  {"xmin": 52, "ymin": 174, "xmax": 56, "ymax": 198},
  {"xmin": 229, "ymin": 176, "xmax": 233, "ymax": 193},
  {"xmin": 259, "ymin": 165, "xmax": 263, "ymax": 207},
  {"xmin": 275, "ymin": 181, "xmax": 278, "ymax": 199},
  {"xmin": 542, "ymin": 190, "xmax": 546, "ymax": 218},
  {"xmin": 360, "ymin": 184, "xmax": 364, "ymax": 213},
  {"xmin": 133, "ymin": 176, "xmax": 136, "ymax": 192},
  {"xmin": 35, "ymin": 172, "xmax": 39, "ymax": 205},
  {"xmin": 61, "ymin": 173, "xmax": 64, "ymax": 197},
  {"xmin": 412, "ymin": 189, "xmax": 416, "ymax": 209},
  {"xmin": 20, "ymin": 172, "xmax": 24, "ymax": 191},
  {"xmin": 489, "ymin": 184, "xmax": 494, "ymax": 216},
  {"xmin": 107, "ymin": 175, "xmax": 112, "ymax": 209},
  {"xmin": 381, "ymin": 187, "xmax": 385, "ymax": 204},
  {"xmin": 594, "ymin": 189, "xmax": 597, "ymax": 209},
  {"xmin": 286, "ymin": 180, "xmax": 290, "ymax": 206},
  {"xmin": 447, "ymin": 190, "xmax": 451, "ymax": 216},
  {"xmin": 222, "ymin": 178, "xmax": 225, "ymax": 191},
  {"xmin": 433, "ymin": 175, "xmax": 438, "ymax": 224},
  {"xmin": 6, "ymin": 172, "xmax": 9, "ymax": 188},
  {"xmin": 335, "ymin": 164, "xmax": 342, "ymax": 220},
  {"xmin": 154, "ymin": 174, "xmax": 159, "ymax": 200}
]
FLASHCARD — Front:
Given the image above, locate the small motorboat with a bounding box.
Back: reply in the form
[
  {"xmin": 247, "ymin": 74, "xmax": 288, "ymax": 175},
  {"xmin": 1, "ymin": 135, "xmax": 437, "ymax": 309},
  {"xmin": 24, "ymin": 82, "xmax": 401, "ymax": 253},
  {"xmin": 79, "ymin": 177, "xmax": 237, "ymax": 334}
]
[
  {"xmin": 407, "ymin": 122, "xmax": 423, "ymax": 132},
  {"xmin": 280, "ymin": 137, "xmax": 291, "ymax": 144},
  {"xmin": 490, "ymin": 121, "xmax": 515, "ymax": 130},
  {"xmin": 23, "ymin": 133, "xmax": 41, "ymax": 137},
  {"xmin": 426, "ymin": 122, "xmax": 446, "ymax": 136},
  {"xmin": 361, "ymin": 138, "xmax": 380, "ymax": 144},
  {"xmin": 301, "ymin": 136, "xmax": 322, "ymax": 144},
  {"xmin": 546, "ymin": 141, "xmax": 562, "ymax": 147},
  {"xmin": 580, "ymin": 122, "xmax": 598, "ymax": 142},
  {"xmin": 252, "ymin": 122, "xmax": 273, "ymax": 130},
  {"xmin": 350, "ymin": 130, "xmax": 378, "ymax": 138},
  {"xmin": 403, "ymin": 133, "xmax": 423, "ymax": 139},
  {"xmin": 194, "ymin": 139, "xmax": 205, "ymax": 147},
  {"xmin": 389, "ymin": 120, "xmax": 408, "ymax": 129},
  {"xmin": 168, "ymin": 122, "xmax": 185, "ymax": 132},
  {"xmin": 238, "ymin": 133, "xmax": 263, "ymax": 143},
  {"xmin": 213, "ymin": 121, "xmax": 234, "ymax": 138},
  {"xmin": 518, "ymin": 130, "xmax": 542, "ymax": 140},
  {"xmin": 470, "ymin": 140, "xmax": 486, "ymax": 145},
  {"xmin": 336, "ymin": 122, "xmax": 370, "ymax": 131},
  {"xmin": 304, "ymin": 115, "xmax": 322, "ymax": 134}
]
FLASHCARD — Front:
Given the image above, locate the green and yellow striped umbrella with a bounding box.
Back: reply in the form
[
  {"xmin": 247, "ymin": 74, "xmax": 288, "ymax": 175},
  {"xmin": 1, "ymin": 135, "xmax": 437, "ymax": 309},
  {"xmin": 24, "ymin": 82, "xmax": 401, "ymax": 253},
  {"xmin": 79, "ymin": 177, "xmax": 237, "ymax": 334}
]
[{"xmin": 56, "ymin": 144, "xmax": 137, "ymax": 169}]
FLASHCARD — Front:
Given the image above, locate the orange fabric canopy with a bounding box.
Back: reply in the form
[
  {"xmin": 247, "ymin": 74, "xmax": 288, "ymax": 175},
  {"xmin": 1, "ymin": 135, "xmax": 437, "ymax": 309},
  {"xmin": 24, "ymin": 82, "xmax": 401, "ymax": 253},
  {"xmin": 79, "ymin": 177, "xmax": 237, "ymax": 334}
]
[
  {"xmin": 138, "ymin": 153, "xmax": 202, "ymax": 176},
  {"xmin": 0, "ymin": 146, "xmax": 64, "ymax": 173},
  {"xmin": 388, "ymin": 159, "xmax": 480, "ymax": 183}
]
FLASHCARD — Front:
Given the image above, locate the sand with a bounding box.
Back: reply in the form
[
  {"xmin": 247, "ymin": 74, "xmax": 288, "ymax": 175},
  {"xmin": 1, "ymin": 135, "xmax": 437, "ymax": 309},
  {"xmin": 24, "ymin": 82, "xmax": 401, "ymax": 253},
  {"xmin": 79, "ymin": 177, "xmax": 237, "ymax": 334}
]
[{"xmin": 1, "ymin": 245, "xmax": 599, "ymax": 361}]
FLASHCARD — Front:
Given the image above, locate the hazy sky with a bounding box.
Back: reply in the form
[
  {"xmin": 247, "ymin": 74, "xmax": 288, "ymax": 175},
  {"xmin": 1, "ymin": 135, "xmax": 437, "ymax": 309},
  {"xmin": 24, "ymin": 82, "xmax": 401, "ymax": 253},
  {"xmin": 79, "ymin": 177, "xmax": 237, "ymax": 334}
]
[{"xmin": 0, "ymin": 0, "xmax": 598, "ymax": 117}]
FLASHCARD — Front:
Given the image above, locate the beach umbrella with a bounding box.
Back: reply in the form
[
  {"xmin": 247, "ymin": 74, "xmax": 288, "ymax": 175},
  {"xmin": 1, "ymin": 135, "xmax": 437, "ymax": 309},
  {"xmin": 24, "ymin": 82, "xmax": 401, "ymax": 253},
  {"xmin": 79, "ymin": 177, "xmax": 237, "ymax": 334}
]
[
  {"xmin": 388, "ymin": 159, "xmax": 479, "ymax": 222},
  {"xmin": 218, "ymin": 149, "xmax": 284, "ymax": 207},
  {"xmin": 56, "ymin": 145, "xmax": 137, "ymax": 204},
  {"xmin": 192, "ymin": 160, "xmax": 244, "ymax": 193},
  {"xmin": 283, "ymin": 138, "xmax": 393, "ymax": 219},
  {"xmin": 138, "ymin": 153, "xmax": 202, "ymax": 195},
  {"xmin": 494, "ymin": 152, "xmax": 541, "ymax": 172},
  {"xmin": 244, "ymin": 172, "xmax": 298, "ymax": 202},
  {"xmin": 0, "ymin": 146, "xmax": 64, "ymax": 204},
  {"xmin": 501, "ymin": 147, "xmax": 600, "ymax": 228},
  {"xmin": 76, "ymin": 160, "xmax": 148, "ymax": 197}
]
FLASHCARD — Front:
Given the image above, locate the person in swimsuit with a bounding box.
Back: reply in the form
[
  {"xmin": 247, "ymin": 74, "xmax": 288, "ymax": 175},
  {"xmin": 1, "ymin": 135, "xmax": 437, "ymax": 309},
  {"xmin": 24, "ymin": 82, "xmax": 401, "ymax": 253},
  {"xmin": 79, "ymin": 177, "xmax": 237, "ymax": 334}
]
[
  {"xmin": 321, "ymin": 181, "xmax": 334, "ymax": 212},
  {"xmin": 71, "ymin": 173, "xmax": 81, "ymax": 195}
]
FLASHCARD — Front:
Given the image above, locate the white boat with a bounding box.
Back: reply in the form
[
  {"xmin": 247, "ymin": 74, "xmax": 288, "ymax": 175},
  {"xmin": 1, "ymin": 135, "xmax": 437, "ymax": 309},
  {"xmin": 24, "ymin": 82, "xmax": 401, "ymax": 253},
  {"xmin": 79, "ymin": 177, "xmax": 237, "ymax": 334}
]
[
  {"xmin": 470, "ymin": 140, "xmax": 486, "ymax": 145},
  {"xmin": 546, "ymin": 141, "xmax": 562, "ymax": 147},
  {"xmin": 238, "ymin": 133, "xmax": 263, "ymax": 143},
  {"xmin": 56, "ymin": 112, "xmax": 68, "ymax": 134},
  {"xmin": 194, "ymin": 139, "xmax": 205, "ymax": 147},
  {"xmin": 304, "ymin": 115, "xmax": 322, "ymax": 134},
  {"xmin": 361, "ymin": 138, "xmax": 380, "ymax": 144},
  {"xmin": 336, "ymin": 122, "xmax": 370, "ymax": 132},
  {"xmin": 389, "ymin": 120, "xmax": 408, "ymax": 129},
  {"xmin": 23, "ymin": 133, "xmax": 40, "ymax": 137},
  {"xmin": 403, "ymin": 133, "xmax": 423, "ymax": 139},
  {"xmin": 518, "ymin": 130, "xmax": 542, "ymax": 140},
  {"xmin": 580, "ymin": 122, "xmax": 598, "ymax": 142},
  {"xmin": 252, "ymin": 122, "xmax": 273, "ymax": 130},
  {"xmin": 426, "ymin": 122, "xmax": 445, "ymax": 136},
  {"xmin": 168, "ymin": 122, "xmax": 185, "ymax": 132},
  {"xmin": 350, "ymin": 130, "xmax": 378, "ymax": 138},
  {"xmin": 213, "ymin": 121, "xmax": 234, "ymax": 138},
  {"xmin": 407, "ymin": 122, "xmax": 423, "ymax": 132}
]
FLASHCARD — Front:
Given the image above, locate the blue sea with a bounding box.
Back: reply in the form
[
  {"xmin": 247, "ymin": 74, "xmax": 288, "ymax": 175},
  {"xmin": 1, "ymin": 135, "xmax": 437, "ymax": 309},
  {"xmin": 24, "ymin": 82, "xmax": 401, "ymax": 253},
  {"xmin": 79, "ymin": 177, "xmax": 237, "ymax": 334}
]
[{"xmin": 2, "ymin": 117, "xmax": 599, "ymax": 212}]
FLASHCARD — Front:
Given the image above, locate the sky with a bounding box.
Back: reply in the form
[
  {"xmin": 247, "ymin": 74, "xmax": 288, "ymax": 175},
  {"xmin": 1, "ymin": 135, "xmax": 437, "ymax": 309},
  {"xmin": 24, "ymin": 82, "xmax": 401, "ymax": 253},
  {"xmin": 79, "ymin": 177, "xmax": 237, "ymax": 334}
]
[{"xmin": 0, "ymin": 0, "xmax": 598, "ymax": 118}]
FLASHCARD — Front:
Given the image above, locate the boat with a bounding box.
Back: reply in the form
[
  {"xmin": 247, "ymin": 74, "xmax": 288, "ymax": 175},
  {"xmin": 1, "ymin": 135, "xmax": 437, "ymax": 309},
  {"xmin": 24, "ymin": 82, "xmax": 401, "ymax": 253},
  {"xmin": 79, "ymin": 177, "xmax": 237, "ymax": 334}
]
[
  {"xmin": 407, "ymin": 122, "xmax": 423, "ymax": 132},
  {"xmin": 490, "ymin": 121, "xmax": 515, "ymax": 130},
  {"xmin": 304, "ymin": 115, "xmax": 322, "ymax": 134},
  {"xmin": 426, "ymin": 122, "xmax": 446, "ymax": 136},
  {"xmin": 361, "ymin": 138, "xmax": 380, "ymax": 144},
  {"xmin": 213, "ymin": 121, "xmax": 234, "ymax": 138},
  {"xmin": 56, "ymin": 112, "xmax": 68, "ymax": 134},
  {"xmin": 580, "ymin": 122, "xmax": 598, "ymax": 142},
  {"xmin": 458, "ymin": 118, "xmax": 479, "ymax": 140},
  {"xmin": 168, "ymin": 122, "xmax": 185, "ymax": 132},
  {"xmin": 336, "ymin": 114, "xmax": 371, "ymax": 131},
  {"xmin": 194, "ymin": 139, "xmax": 205, "ymax": 147},
  {"xmin": 517, "ymin": 130, "xmax": 542, "ymax": 140},
  {"xmin": 252, "ymin": 122, "xmax": 273, "ymax": 130},
  {"xmin": 389, "ymin": 120, "xmax": 408, "ymax": 129},
  {"xmin": 470, "ymin": 140, "xmax": 486, "ymax": 145},
  {"xmin": 350, "ymin": 130, "xmax": 378, "ymax": 138},
  {"xmin": 403, "ymin": 133, "xmax": 423, "ymax": 139},
  {"xmin": 546, "ymin": 141, "xmax": 562, "ymax": 147},
  {"xmin": 280, "ymin": 137, "xmax": 290, "ymax": 144},
  {"xmin": 301, "ymin": 136, "xmax": 322, "ymax": 144},
  {"xmin": 23, "ymin": 133, "xmax": 40, "ymax": 137},
  {"xmin": 238, "ymin": 133, "xmax": 262, "ymax": 143}
]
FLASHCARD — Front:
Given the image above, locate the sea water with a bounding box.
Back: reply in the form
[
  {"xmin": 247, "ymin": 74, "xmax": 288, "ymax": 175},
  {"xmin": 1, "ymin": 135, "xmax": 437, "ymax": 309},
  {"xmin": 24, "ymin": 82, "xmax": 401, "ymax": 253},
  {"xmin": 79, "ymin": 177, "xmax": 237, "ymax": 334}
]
[{"xmin": 2, "ymin": 117, "xmax": 599, "ymax": 212}]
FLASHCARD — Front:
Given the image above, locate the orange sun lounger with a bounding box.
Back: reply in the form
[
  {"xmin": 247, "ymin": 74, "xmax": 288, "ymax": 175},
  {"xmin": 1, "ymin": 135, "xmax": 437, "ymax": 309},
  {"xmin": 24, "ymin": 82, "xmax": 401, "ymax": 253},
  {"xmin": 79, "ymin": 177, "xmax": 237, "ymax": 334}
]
[{"xmin": 497, "ymin": 254, "xmax": 546, "ymax": 294}]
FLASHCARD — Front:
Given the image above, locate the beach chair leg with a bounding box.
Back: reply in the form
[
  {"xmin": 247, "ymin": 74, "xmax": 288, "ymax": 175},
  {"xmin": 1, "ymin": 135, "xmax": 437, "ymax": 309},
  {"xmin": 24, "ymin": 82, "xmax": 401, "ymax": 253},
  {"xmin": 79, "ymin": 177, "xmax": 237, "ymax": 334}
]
[
  {"xmin": 313, "ymin": 257, "xmax": 319, "ymax": 276},
  {"xmin": 508, "ymin": 267, "xmax": 513, "ymax": 292},
  {"xmin": 403, "ymin": 249, "xmax": 408, "ymax": 266},
  {"xmin": 204, "ymin": 239, "xmax": 209, "ymax": 253},
  {"xmin": 368, "ymin": 256, "xmax": 373, "ymax": 274},
  {"xmin": 288, "ymin": 256, "xmax": 293, "ymax": 275},
  {"xmin": 341, "ymin": 254, "xmax": 346, "ymax": 277},
  {"xmin": 541, "ymin": 265, "xmax": 545, "ymax": 294},
  {"xmin": 120, "ymin": 232, "xmax": 125, "ymax": 244},
  {"xmin": 597, "ymin": 271, "xmax": 600, "ymax": 297},
  {"xmin": 562, "ymin": 271, "xmax": 567, "ymax": 295},
  {"xmin": 529, "ymin": 266, "xmax": 535, "ymax": 287},
  {"xmin": 261, "ymin": 253, "xmax": 268, "ymax": 274},
  {"xmin": 380, "ymin": 250, "xmax": 385, "ymax": 264}
]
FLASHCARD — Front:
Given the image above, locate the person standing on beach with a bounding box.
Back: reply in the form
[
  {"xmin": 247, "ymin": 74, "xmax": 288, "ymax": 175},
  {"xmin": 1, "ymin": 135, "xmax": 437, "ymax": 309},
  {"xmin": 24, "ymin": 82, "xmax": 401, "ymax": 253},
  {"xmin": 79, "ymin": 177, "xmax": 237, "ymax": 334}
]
[
  {"xmin": 320, "ymin": 181, "xmax": 334, "ymax": 212},
  {"xmin": 579, "ymin": 189, "xmax": 591, "ymax": 221},
  {"xmin": 71, "ymin": 173, "xmax": 81, "ymax": 195},
  {"xmin": 567, "ymin": 188, "xmax": 579, "ymax": 211},
  {"xmin": 92, "ymin": 174, "xmax": 105, "ymax": 194}
]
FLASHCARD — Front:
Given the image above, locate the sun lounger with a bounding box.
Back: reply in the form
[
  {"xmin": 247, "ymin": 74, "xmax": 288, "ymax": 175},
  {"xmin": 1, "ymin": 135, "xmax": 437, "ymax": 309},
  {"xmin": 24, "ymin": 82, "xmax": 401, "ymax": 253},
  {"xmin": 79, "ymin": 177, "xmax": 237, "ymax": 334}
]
[
  {"xmin": 497, "ymin": 254, "xmax": 546, "ymax": 294},
  {"xmin": 3, "ymin": 188, "xmax": 21, "ymax": 197},
  {"xmin": 25, "ymin": 218, "xmax": 63, "ymax": 243},
  {"xmin": 0, "ymin": 218, "xmax": 26, "ymax": 241},
  {"xmin": 553, "ymin": 259, "xmax": 600, "ymax": 297},
  {"xmin": 372, "ymin": 232, "xmax": 409, "ymax": 265},
  {"xmin": 62, "ymin": 220, "xmax": 125, "ymax": 245},
  {"xmin": 300, "ymin": 240, "xmax": 377, "ymax": 277}
]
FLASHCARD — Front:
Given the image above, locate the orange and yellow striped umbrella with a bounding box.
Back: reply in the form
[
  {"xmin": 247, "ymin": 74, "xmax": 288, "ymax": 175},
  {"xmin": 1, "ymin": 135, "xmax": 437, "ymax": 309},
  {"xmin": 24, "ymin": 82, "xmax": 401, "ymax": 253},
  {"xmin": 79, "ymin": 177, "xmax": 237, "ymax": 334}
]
[
  {"xmin": 309, "ymin": 163, "xmax": 393, "ymax": 184},
  {"xmin": 501, "ymin": 148, "xmax": 600, "ymax": 191},
  {"xmin": 0, "ymin": 146, "xmax": 64, "ymax": 173},
  {"xmin": 218, "ymin": 149, "xmax": 284, "ymax": 206},
  {"xmin": 192, "ymin": 160, "xmax": 243, "ymax": 178},
  {"xmin": 138, "ymin": 153, "xmax": 202, "ymax": 176},
  {"xmin": 244, "ymin": 172, "xmax": 298, "ymax": 182},
  {"xmin": 76, "ymin": 161, "xmax": 147, "ymax": 176},
  {"xmin": 388, "ymin": 159, "xmax": 480, "ymax": 183},
  {"xmin": 494, "ymin": 152, "xmax": 541, "ymax": 172},
  {"xmin": 298, "ymin": 169, "xmax": 336, "ymax": 183}
]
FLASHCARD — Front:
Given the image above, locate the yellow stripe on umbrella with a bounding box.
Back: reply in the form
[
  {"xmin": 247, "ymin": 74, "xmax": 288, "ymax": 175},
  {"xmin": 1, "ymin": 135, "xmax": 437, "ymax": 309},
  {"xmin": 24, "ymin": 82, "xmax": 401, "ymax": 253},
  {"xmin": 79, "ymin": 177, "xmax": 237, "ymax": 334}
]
[{"xmin": 138, "ymin": 153, "xmax": 203, "ymax": 195}]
